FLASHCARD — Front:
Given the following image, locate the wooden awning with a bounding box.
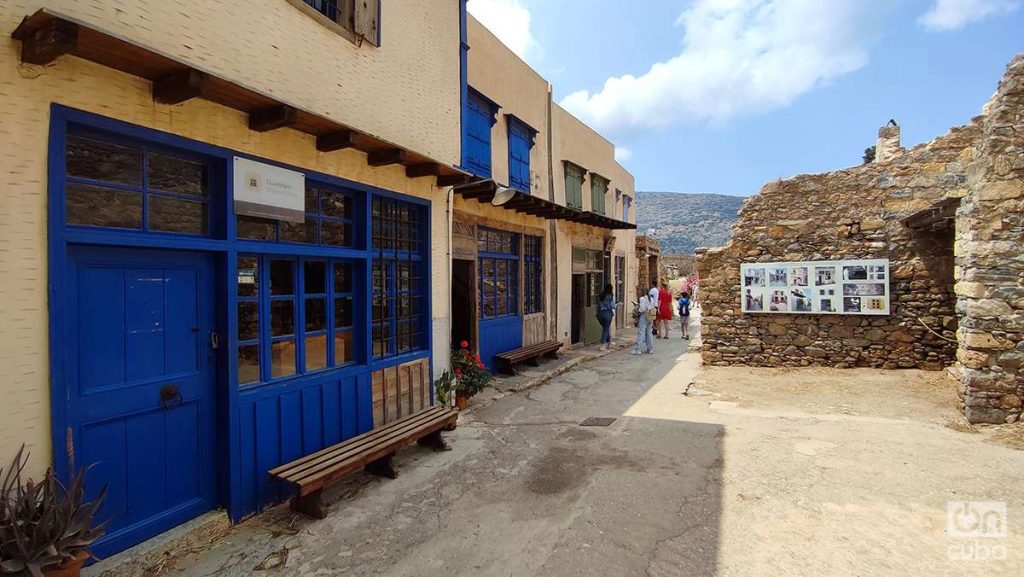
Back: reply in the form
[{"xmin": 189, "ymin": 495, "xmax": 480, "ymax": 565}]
[
  {"xmin": 455, "ymin": 180, "xmax": 636, "ymax": 230},
  {"xmin": 902, "ymin": 197, "xmax": 960, "ymax": 231},
  {"xmin": 11, "ymin": 9, "xmax": 470, "ymax": 187}
]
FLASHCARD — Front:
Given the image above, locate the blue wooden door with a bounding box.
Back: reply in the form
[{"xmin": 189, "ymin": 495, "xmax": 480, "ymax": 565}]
[{"xmin": 63, "ymin": 246, "xmax": 217, "ymax": 557}]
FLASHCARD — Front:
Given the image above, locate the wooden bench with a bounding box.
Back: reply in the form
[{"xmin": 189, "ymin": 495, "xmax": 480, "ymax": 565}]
[
  {"xmin": 494, "ymin": 340, "xmax": 563, "ymax": 376},
  {"xmin": 268, "ymin": 405, "xmax": 458, "ymax": 519}
]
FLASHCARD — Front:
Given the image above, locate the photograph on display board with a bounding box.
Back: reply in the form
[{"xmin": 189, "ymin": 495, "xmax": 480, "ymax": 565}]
[
  {"xmin": 745, "ymin": 288, "xmax": 764, "ymax": 312},
  {"xmin": 770, "ymin": 290, "xmax": 789, "ymax": 312},
  {"xmin": 844, "ymin": 297, "xmax": 862, "ymax": 313},
  {"xmin": 843, "ymin": 283, "xmax": 886, "ymax": 296},
  {"xmin": 791, "ymin": 288, "xmax": 812, "ymax": 312},
  {"xmin": 868, "ymin": 265, "xmax": 887, "ymax": 281},
  {"xmin": 866, "ymin": 297, "xmax": 886, "ymax": 311},
  {"xmin": 768, "ymin": 267, "xmax": 788, "ymax": 287},
  {"xmin": 843, "ymin": 265, "xmax": 868, "ymax": 281},
  {"xmin": 791, "ymin": 266, "xmax": 809, "ymax": 287},
  {"xmin": 744, "ymin": 267, "xmax": 766, "ymax": 287},
  {"xmin": 815, "ymin": 266, "xmax": 836, "ymax": 286},
  {"xmin": 819, "ymin": 299, "xmax": 837, "ymax": 313}
]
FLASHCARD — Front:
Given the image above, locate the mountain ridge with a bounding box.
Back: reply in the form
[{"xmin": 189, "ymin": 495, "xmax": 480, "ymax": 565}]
[{"xmin": 635, "ymin": 191, "xmax": 744, "ymax": 255}]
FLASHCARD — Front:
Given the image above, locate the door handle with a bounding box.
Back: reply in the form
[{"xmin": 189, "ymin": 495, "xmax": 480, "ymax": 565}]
[
  {"xmin": 209, "ymin": 331, "xmax": 220, "ymax": 350},
  {"xmin": 160, "ymin": 384, "xmax": 182, "ymax": 409}
]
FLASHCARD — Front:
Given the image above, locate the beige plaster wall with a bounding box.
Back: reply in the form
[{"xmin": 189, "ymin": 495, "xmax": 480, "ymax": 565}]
[{"xmin": 0, "ymin": 21, "xmax": 453, "ymax": 475}]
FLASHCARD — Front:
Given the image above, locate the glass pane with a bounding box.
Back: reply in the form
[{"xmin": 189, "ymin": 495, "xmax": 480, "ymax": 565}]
[
  {"xmin": 147, "ymin": 153, "xmax": 207, "ymax": 196},
  {"xmin": 335, "ymin": 297, "xmax": 353, "ymax": 328},
  {"xmin": 237, "ymin": 256, "xmax": 259, "ymax": 297},
  {"xmin": 496, "ymin": 260, "xmax": 508, "ymax": 316},
  {"xmin": 372, "ymin": 324, "xmax": 391, "ymax": 357},
  {"xmin": 238, "ymin": 302, "xmax": 259, "ymax": 341},
  {"xmin": 305, "ymin": 298, "xmax": 326, "ymax": 332},
  {"xmin": 281, "ymin": 220, "xmax": 317, "ymax": 244},
  {"xmin": 271, "ymin": 300, "xmax": 295, "ymax": 336},
  {"xmin": 321, "ymin": 191, "xmax": 352, "ymax": 219},
  {"xmin": 334, "ymin": 331, "xmax": 354, "ymax": 365},
  {"xmin": 148, "ymin": 195, "xmax": 207, "ymax": 235},
  {"xmin": 66, "ymin": 135, "xmax": 142, "ymax": 185},
  {"xmin": 270, "ymin": 261, "xmax": 294, "ymax": 295},
  {"xmin": 66, "ymin": 184, "xmax": 142, "ymax": 229},
  {"xmin": 321, "ymin": 220, "xmax": 351, "ymax": 247},
  {"xmin": 238, "ymin": 344, "xmax": 260, "ymax": 385},
  {"xmin": 271, "ymin": 340, "xmax": 296, "ymax": 379},
  {"xmin": 305, "ymin": 334, "xmax": 327, "ymax": 371},
  {"xmin": 304, "ymin": 261, "xmax": 326, "ymax": 295},
  {"xmin": 237, "ymin": 216, "xmax": 276, "ymax": 241},
  {"xmin": 304, "ymin": 186, "xmax": 319, "ymax": 213},
  {"xmin": 372, "ymin": 296, "xmax": 384, "ymax": 322},
  {"xmin": 398, "ymin": 263, "xmax": 411, "ymax": 292},
  {"xmin": 335, "ymin": 262, "xmax": 353, "ymax": 293}
]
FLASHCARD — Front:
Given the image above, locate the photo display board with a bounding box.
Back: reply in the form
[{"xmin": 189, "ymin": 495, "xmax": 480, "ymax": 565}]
[{"xmin": 741, "ymin": 259, "xmax": 890, "ymax": 315}]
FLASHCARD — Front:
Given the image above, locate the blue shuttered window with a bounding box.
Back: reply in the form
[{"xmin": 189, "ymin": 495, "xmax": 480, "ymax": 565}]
[
  {"xmin": 464, "ymin": 88, "xmax": 499, "ymax": 178},
  {"xmin": 478, "ymin": 228, "xmax": 519, "ymax": 319},
  {"xmin": 507, "ymin": 115, "xmax": 537, "ymax": 192}
]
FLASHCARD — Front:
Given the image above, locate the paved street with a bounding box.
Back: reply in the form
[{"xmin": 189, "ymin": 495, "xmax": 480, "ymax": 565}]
[{"xmin": 161, "ymin": 331, "xmax": 1024, "ymax": 577}]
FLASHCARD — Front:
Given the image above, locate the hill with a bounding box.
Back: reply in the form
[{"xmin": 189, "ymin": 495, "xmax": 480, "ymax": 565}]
[{"xmin": 635, "ymin": 191, "xmax": 744, "ymax": 255}]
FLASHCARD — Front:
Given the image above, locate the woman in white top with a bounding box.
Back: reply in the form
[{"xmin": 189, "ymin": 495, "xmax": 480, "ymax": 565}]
[{"xmin": 631, "ymin": 288, "xmax": 657, "ymax": 354}]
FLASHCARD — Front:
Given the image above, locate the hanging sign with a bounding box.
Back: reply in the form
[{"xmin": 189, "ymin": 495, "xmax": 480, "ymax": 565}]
[
  {"xmin": 233, "ymin": 157, "xmax": 305, "ymax": 223},
  {"xmin": 740, "ymin": 259, "xmax": 890, "ymax": 315}
]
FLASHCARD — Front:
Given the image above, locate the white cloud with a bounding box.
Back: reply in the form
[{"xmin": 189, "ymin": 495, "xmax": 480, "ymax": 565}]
[
  {"xmin": 614, "ymin": 147, "xmax": 633, "ymax": 162},
  {"xmin": 467, "ymin": 0, "xmax": 542, "ymax": 62},
  {"xmin": 918, "ymin": 0, "xmax": 1020, "ymax": 31},
  {"xmin": 560, "ymin": 0, "xmax": 881, "ymax": 136}
]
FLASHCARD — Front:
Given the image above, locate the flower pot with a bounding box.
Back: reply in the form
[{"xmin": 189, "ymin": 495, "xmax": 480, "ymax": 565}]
[
  {"xmin": 43, "ymin": 552, "xmax": 89, "ymax": 577},
  {"xmin": 455, "ymin": 390, "xmax": 469, "ymax": 411}
]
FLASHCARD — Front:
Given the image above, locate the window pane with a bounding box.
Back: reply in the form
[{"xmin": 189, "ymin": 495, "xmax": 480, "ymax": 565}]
[
  {"xmin": 237, "ymin": 216, "xmax": 276, "ymax": 241},
  {"xmin": 496, "ymin": 260, "xmax": 508, "ymax": 316},
  {"xmin": 238, "ymin": 302, "xmax": 259, "ymax": 341},
  {"xmin": 271, "ymin": 300, "xmax": 295, "ymax": 336},
  {"xmin": 321, "ymin": 191, "xmax": 352, "ymax": 219},
  {"xmin": 147, "ymin": 153, "xmax": 207, "ymax": 196},
  {"xmin": 66, "ymin": 184, "xmax": 142, "ymax": 229},
  {"xmin": 305, "ymin": 298, "xmax": 326, "ymax": 332},
  {"xmin": 304, "ymin": 186, "xmax": 319, "ymax": 213},
  {"xmin": 372, "ymin": 296, "xmax": 384, "ymax": 322},
  {"xmin": 270, "ymin": 261, "xmax": 294, "ymax": 295},
  {"xmin": 335, "ymin": 297, "xmax": 353, "ymax": 328},
  {"xmin": 271, "ymin": 340, "xmax": 296, "ymax": 378},
  {"xmin": 321, "ymin": 220, "xmax": 351, "ymax": 247},
  {"xmin": 398, "ymin": 263, "xmax": 411, "ymax": 292},
  {"xmin": 238, "ymin": 344, "xmax": 260, "ymax": 385},
  {"xmin": 335, "ymin": 262, "xmax": 353, "ymax": 293},
  {"xmin": 148, "ymin": 195, "xmax": 208, "ymax": 235},
  {"xmin": 281, "ymin": 220, "xmax": 317, "ymax": 244},
  {"xmin": 305, "ymin": 334, "xmax": 327, "ymax": 371},
  {"xmin": 66, "ymin": 135, "xmax": 143, "ymax": 185},
  {"xmin": 305, "ymin": 261, "xmax": 326, "ymax": 295},
  {"xmin": 334, "ymin": 331, "xmax": 354, "ymax": 365},
  {"xmin": 372, "ymin": 324, "xmax": 391, "ymax": 357},
  {"xmin": 237, "ymin": 256, "xmax": 259, "ymax": 297}
]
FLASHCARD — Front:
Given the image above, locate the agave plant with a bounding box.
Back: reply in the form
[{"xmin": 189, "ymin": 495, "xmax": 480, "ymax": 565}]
[{"xmin": 0, "ymin": 446, "xmax": 106, "ymax": 577}]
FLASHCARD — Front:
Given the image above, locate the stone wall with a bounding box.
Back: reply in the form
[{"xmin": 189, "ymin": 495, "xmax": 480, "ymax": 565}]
[
  {"xmin": 699, "ymin": 122, "xmax": 982, "ymax": 371},
  {"xmin": 636, "ymin": 236, "xmax": 662, "ymax": 297},
  {"xmin": 955, "ymin": 55, "xmax": 1024, "ymax": 424}
]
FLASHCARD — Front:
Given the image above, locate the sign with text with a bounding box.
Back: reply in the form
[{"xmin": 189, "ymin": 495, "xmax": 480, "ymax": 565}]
[
  {"xmin": 233, "ymin": 157, "xmax": 305, "ymax": 223},
  {"xmin": 740, "ymin": 259, "xmax": 890, "ymax": 315}
]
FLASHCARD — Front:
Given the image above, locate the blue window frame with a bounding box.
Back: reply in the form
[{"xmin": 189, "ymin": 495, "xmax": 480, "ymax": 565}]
[
  {"xmin": 524, "ymin": 235, "xmax": 543, "ymax": 314},
  {"xmin": 372, "ymin": 196, "xmax": 428, "ymax": 358},
  {"xmin": 464, "ymin": 88, "xmax": 499, "ymax": 178},
  {"xmin": 507, "ymin": 115, "xmax": 537, "ymax": 192},
  {"xmin": 478, "ymin": 228, "xmax": 519, "ymax": 319}
]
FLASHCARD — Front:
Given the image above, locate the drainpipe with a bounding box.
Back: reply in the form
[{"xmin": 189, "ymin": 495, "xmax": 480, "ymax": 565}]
[{"xmin": 546, "ymin": 82, "xmax": 558, "ymax": 343}]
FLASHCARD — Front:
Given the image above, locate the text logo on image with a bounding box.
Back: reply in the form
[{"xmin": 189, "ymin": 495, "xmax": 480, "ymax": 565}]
[{"xmin": 947, "ymin": 501, "xmax": 1007, "ymax": 539}]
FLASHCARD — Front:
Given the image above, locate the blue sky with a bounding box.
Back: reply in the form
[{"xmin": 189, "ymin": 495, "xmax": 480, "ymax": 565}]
[{"xmin": 467, "ymin": 0, "xmax": 1024, "ymax": 196}]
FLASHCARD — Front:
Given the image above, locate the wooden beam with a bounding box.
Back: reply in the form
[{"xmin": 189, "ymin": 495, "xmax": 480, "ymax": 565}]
[
  {"xmin": 367, "ymin": 149, "xmax": 407, "ymax": 167},
  {"xmin": 317, "ymin": 130, "xmax": 361, "ymax": 152},
  {"xmin": 405, "ymin": 163, "xmax": 442, "ymax": 178},
  {"xmin": 436, "ymin": 174, "xmax": 471, "ymax": 187},
  {"xmin": 249, "ymin": 105, "xmax": 298, "ymax": 132},
  {"xmin": 15, "ymin": 18, "xmax": 77, "ymax": 65},
  {"xmin": 153, "ymin": 69, "xmax": 208, "ymax": 104}
]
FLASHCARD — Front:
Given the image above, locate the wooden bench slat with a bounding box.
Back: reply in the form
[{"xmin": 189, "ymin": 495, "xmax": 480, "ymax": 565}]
[
  {"xmin": 496, "ymin": 340, "xmax": 561, "ymax": 361},
  {"xmin": 269, "ymin": 406, "xmax": 446, "ymax": 477}
]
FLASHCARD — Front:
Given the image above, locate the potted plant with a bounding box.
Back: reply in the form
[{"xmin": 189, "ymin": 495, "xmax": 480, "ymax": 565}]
[
  {"xmin": 435, "ymin": 369, "xmax": 456, "ymax": 408},
  {"xmin": 1, "ymin": 446, "xmax": 106, "ymax": 577},
  {"xmin": 450, "ymin": 341, "xmax": 492, "ymax": 410}
]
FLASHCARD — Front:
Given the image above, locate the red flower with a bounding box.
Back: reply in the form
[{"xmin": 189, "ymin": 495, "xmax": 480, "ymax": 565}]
[
  {"xmin": 454, "ymin": 368, "xmax": 462, "ymax": 378},
  {"xmin": 474, "ymin": 354, "xmax": 481, "ymax": 362},
  {"xmin": 460, "ymin": 340, "xmax": 469, "ymax": 349},
  {"xmin": 477, "ymin": 362, "xmax": 484, "ymax": 369}
]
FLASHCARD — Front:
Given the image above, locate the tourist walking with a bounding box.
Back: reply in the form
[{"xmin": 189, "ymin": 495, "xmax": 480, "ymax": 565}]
[
  {"xmin": 679, "ymin": 291, "xmax": 692, "ymax": 340},
  {"xmin": 649, "ymin": 281, "xmax": 660, "ymax": 337},
  {"xmin": 657, "ymin": 281, "xmax": 673, "ymax": 339},
  {"xmin": 632, "ymin": 288, "xmax": 657, "ymax": 354},
  {"xmin": 597, "ymin": 283, "xmax": 616, "ymax": 351}
]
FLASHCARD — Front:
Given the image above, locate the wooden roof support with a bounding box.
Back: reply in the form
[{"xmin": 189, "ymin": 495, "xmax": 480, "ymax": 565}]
[
  {"xmin": 436, "ymin": 174, "xmax": 472, "ymax": 187},
  {"xmin": 406, "ymin": 163, "xmax": 442, "ymax": 178},
  {"xmin": 249, "ymin": 105, "xmax": 298, "ymax": 132},
  {"xmin": 13, "ymin": 17, "xmax": 77, "ymax": 65},
  {"xmin": 153, "ymin": 69, "xmax": 208, "ymax": 105},
  {"xmin": 368, "ymin": 149, "xmax": 407, "ymax": 167},
  {"xmin": 316, "ymin": 130, "xmax": 361, "ymax": 152}
]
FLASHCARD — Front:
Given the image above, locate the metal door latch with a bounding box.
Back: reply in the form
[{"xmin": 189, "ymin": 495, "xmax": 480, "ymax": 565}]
[{"xmin": 210, "ymin": 331, "xmax": 220, "ymax": 350}]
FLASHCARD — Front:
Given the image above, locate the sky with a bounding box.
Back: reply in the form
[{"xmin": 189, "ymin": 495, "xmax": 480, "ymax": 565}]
[{"xmin": 466, "ymin": 0, "xmax": 1024, "ymax": 196}]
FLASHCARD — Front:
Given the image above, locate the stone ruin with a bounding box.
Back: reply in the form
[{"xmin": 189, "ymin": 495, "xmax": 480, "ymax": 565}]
[{"xmin": 698, "ymin": 54, "xmax": 1024, "ymax": 424}]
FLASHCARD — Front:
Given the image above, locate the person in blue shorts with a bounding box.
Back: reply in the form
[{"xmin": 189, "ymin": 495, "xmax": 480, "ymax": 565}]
[{"xmin": 678, "ymin": 291, "xmax": 692, "ymax": 340}]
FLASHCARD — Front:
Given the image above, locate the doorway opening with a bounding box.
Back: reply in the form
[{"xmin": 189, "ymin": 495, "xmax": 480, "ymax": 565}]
[{"xmin": 451, "ymin": 259, "xmax": 477, "ymax": 351}]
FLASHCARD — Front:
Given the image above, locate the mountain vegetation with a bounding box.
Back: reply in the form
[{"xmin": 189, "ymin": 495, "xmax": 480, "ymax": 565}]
[{"xmin": 635, "ymin": 191, "xmax": 744, "ymax": 255}]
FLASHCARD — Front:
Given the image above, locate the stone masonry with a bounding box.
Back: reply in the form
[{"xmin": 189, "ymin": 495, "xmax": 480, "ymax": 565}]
[{"xmin": 698, "ymin": 54, "xmax": 1024, "ymax": 424}]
